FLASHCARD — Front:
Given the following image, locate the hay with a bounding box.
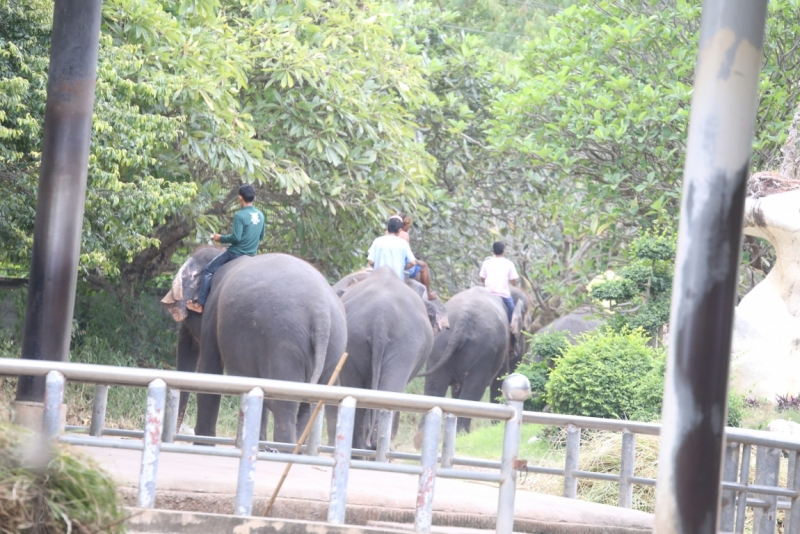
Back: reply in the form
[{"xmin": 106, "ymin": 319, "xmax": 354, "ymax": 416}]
[
  {"xmin": 0, "ymin": 423, "xmax": 126, "ymax": 533},
  {"xmin": 519, "ymin": 429, "xmax": 659, "ymax": 513},
  {"xmin": 748, "ymin": 170, "xmax": 800, "ymax": 199}
]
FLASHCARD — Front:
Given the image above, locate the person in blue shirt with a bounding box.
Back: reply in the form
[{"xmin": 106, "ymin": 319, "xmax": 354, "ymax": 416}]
[
  {"xmin": 368, "ymin": 217, "xmax": 418, "ymax": 281},
  {"xmin": 186, "ymin": 184, "xmax": 265, "ymax": 314}
]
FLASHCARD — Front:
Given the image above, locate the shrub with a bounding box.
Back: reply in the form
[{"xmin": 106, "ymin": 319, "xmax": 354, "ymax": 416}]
[
  {"xmin": 526, "ymin": 330, "xmax": 570, "ymax": 368},
  {"xmin": 0, "ymin": 423, "xmax": 126, "ymax": 533},
  {"xmin": 514, "ymin": 331, "xmax": 570, "ymax": 411},
  {"xmin": 546, "ymin": 328, "xmax": 663, "ymax": 419}
]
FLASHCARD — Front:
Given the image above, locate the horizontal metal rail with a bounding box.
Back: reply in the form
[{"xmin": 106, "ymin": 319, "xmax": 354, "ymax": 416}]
[{"xmin": 0, "ymin": 358, "xmax": 513, "ymax": 420}]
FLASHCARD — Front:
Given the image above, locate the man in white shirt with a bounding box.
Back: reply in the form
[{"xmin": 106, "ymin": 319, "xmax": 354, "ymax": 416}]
[
  {"xmin": 479, "ymin": 241, "xmax": 519, "ymax": 323},
  {"xmin": 368, "ymin": 217, "xmax": 417, "ymax": 280}
]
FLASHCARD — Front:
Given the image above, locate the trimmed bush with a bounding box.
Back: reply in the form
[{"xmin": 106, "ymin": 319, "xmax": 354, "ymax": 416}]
[{"xmin": 546, "ymin": 328, "xmax": 663, "ymax": 419}]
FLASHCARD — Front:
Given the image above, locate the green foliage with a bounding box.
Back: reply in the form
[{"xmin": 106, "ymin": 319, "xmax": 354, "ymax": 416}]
[
  {"xmin": 590, "ymin": 229, "xmax": 674, "ymax": 336},
  {"xmin": 0, "ymin": 423, "xmax": 126, "ymax": 533},
  {"xmin": 546, "ymin": 328, "xmax": 663, "ymax": 419},
  {"xmin": 514, "ymin": 361, "xmax": 549, "ymax": 411},
  {"xmin": 527, "ymin": 330, "xmax": 570, "ymax": 367}
]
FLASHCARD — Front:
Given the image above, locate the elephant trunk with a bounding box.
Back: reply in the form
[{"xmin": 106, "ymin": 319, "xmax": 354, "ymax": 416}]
[{"xmin": 176, "ymin": 390, "xmax": 190, "ymax": 434}]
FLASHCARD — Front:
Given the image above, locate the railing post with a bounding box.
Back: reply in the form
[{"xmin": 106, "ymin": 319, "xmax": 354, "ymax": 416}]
[
  {"xmin": 375, "ymin": 409, "xmax": 393, "ymax": 463},
  {"xmin": 43, "ymin": 371, "xmax": 65, "ymax": 439},
  {"xmin": 721, "ymin": 441, "xmax": 740, "ymax": 532},
  {"xmin": 161, "ymin": 388, "xmax": 180, "ymax": 444},
  {"xmin": 788, "ymin": 450, "xmax": 800, "ymax": 534},
  {"xmin": 497, "ymin": 374, "xmax": 530, "ymax": 534},
  {"xmin": 735, "ymin": 444, "xmax": 752, "ymax": 534},
  {"xmin": 328, "ymin": 396, "xmax": 356, "ymax": 524},
  {"xmin": 306, "ymin": 408, "xmax": 324, "ymax": 457},
  {"xmin": 753, "ymin": 446, "xmax": 780, "ymax": 534},
  {"xmin": 441, "ymin": 413, "xmax": 457, "ymax": 469},
  {"xmin": 618, "ymin": 429, "xmax": 636, "ymax": 509},
  {"xmin": 137, "ymin": 379, "xmax": 166, "ymax": 508},
  {"xmin": 563, "ymin": 424, "xmax": 580, "ymax": 499},
  {"xmin": 89, "ymin": 384, "xmax": 108, "ymax": 437},
  {"xmin": 235, "ymin": 387, "xmax": 263, "ymax": 516},
  {"xmin": 415, "ymin": 407, "xmax": 443, "ymax": 533}
]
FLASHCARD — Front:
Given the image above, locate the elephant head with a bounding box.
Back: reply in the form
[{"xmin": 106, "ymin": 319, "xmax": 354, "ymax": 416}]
[{"xmin": 161, "ymin": 247, "xmax": 224, "ymax": 322}]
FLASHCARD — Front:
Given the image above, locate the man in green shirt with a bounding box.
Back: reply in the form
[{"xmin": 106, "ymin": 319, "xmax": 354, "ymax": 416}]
[{"xmin": 186, "ymin": 184, "xmax": 265, "ymax": 314}]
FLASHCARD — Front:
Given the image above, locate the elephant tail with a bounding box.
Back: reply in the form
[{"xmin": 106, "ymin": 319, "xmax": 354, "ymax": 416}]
[
  {"xmin": 310, "ymin": 311, "xmax": 332, "ymax": 385},
  {"xmin": 370, "ymin": 315, "xmax": 390, "ymax": 392},
  {"xmin": 418, "ymin": 317, "xmax": 465, "ymax": 377}
]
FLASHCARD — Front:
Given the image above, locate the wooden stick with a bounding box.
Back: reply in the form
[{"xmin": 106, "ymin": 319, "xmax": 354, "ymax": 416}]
[{"xmin": 263, "ymin": 352, "xmax": 349, "ymax": 517}]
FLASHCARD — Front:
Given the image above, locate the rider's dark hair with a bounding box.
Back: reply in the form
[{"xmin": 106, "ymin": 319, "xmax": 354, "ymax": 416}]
[
  {"xmin": 239, "ymin": 184, "xmax": 256, "ymax": 202},
  {"xmin": 493, "ymin": 241, "xmax": 505, "ymax": 255},
  {"xmin": 387, "ymin": 217, "xmax": 403, "ymax": 234}
]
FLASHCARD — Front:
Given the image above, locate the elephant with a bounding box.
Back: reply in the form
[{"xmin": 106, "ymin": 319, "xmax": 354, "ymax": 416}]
[
  {"xmin": 333, "ymin": 269, "xmax": 448, "ymax": 333},
  {"xmin": 161, "ymin": 247, "xmax": 347, "ymax": 443},
  {"xmin": 538, "ymin": 308, "xmax": 603, "ymax": 344},
  {"xmin": 420, "ymin": 286, "xmax": 531, "ymax": 434},
  {"xmin": 323, "ymin": 266, "xmax": 448, "ymax": 449}
]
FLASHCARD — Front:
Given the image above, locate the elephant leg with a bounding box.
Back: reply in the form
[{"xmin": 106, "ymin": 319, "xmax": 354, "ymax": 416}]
[
  {"xmin": 455, "ymin": 373, "xmax": 494, "ymax": 434},
  {"xmin": 195, "ymin": 393, "xmax": 222, "ymax": 438},
  {"xmin": 325, "ymin": 405, "xmax": 338, "ymax": 446},
  {"xmin": 269, "ymin": 399, "xmax": 299, "ymax": 444},
  {"xmin": 353, "ymin": 408, "xmax": 368, "ymax": 451},
  {"xmin": 194, "ymin": 335, "xmax": 224, "ymax": 439},
  {"xmin": 296, "ymin": 402, "xmax": 312, "ymax": 438},
  {"xmin": 259, "ymin": 401, "xmax": 270, "ymax": 443}
]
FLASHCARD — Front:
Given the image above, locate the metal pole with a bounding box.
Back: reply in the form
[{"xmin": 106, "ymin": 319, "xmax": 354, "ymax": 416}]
[
  {"xmin": 89, "ymin": 385, "xmax": 108, "ymax": 438},
  {"xmin": 415, "ymin": 407, "xmax": 443, "ymax": 533},
  {"xmin": 654, "ymin": 3, "xmax": 768, "ymax": 534},
  {"xmin": 735, "ymin": 444, "xmax": 752, "ymax": 534},
  {"xmin": 441, "ymin": 413, "xmax": 458, "ymax": 469},
  {"xmin": 43, "ymin": 371, "xmax": 65, "ymax": 439},
  {"xmin": 162, "ymin": 388, "xmax": 180, "ymax": 444},
  {"xmin": 137, "ymin": 379, "xmax": 166, "ymax": 508},
  {"xmin": 496, "ymin": 374, "xmax": 530, "ymax": 534},
  {"xmin": 618, "ymin": 429, "xmax": 636, "ymax": 509},
  {"xmin": 752, "ymin": 447, "xmax": 780, "ymax": 534},
  {"xmin": 720, "ymin": 442, "xmax": 740, "ymax": 531},
  {"xmin": 328, "ymin": 396, "xmax": 356, "ymax": 524},
  {"xmin": 563, "ymin": 424, "xmax": 580, "ymax": 499},
  {"xmin": 235, "ymin": 387, "xmax": 264, "ymax": 516},
  {"xmin": 15, "ymin": 0, "xmax": 103, "ymax": 402},
  {"xmin": 375, "ymin": 409, "xmax": 393, "ymax": 463},
  {"xmin": 788, "ymin": 451, "xmax": 800, "ymax": 534}
]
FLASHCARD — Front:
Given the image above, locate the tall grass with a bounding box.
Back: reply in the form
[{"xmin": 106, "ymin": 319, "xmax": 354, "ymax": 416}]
[{"xmin": 0, "ymin": 423, "xmax": 126, "ymax": 533}]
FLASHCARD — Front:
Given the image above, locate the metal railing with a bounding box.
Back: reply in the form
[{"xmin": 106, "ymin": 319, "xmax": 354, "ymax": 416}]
[
  {"xmin": 0, "ymin": 358, "xmax": 528, "ymax": 533},
  {"xmin": 3, "ymin": 357, "xmax": 799, "ymax": 534}
]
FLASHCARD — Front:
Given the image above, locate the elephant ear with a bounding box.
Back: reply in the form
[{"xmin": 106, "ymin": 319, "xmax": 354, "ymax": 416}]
[
  {"xmin": 424, "ymin": 298, "xmax": 450, "ymax": 334},
  {"xmin": 161, "ymin": 257, "xmax": 202, "ymax": 322},
  {"xmin": 510, "ymin": 304, "xmax": 524, "ymax": 337}
]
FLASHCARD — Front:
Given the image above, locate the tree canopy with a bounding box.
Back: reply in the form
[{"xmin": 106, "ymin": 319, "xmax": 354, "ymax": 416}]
[{"xmin": 2, "ymin": 0, "xmax": 800, "ymax": 328}]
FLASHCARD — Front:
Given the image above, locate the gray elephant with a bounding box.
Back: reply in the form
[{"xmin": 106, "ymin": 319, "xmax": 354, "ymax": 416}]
[
  {"xmin": 420, "ymin": 286, "xmax": 530, "ymax": 434},
  {"xmin": 161, "ymin": 247, "xmax": 347, "ymax": 443},
  {"xmin": 323, "ymin": 266, "xmax": 447, "ymax": 449},
  {"xmin": 538, "ymin": 308, "xmax": 603, "ymax": 344}
]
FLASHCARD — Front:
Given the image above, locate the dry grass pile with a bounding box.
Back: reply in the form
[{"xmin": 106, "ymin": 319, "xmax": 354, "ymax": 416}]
[
  {"xmin": 0, "ymin": 423, "xmax": 126, "ymax": 533},
  {"xmin": 519, "ymin": 429, "xmax": 660, "ymax": 513}
]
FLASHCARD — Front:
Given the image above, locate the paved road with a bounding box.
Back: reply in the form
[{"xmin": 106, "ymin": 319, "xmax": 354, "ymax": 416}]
[{"xmin": 80, "ymin": 446, "xmax": 653, "ymax": 533}]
